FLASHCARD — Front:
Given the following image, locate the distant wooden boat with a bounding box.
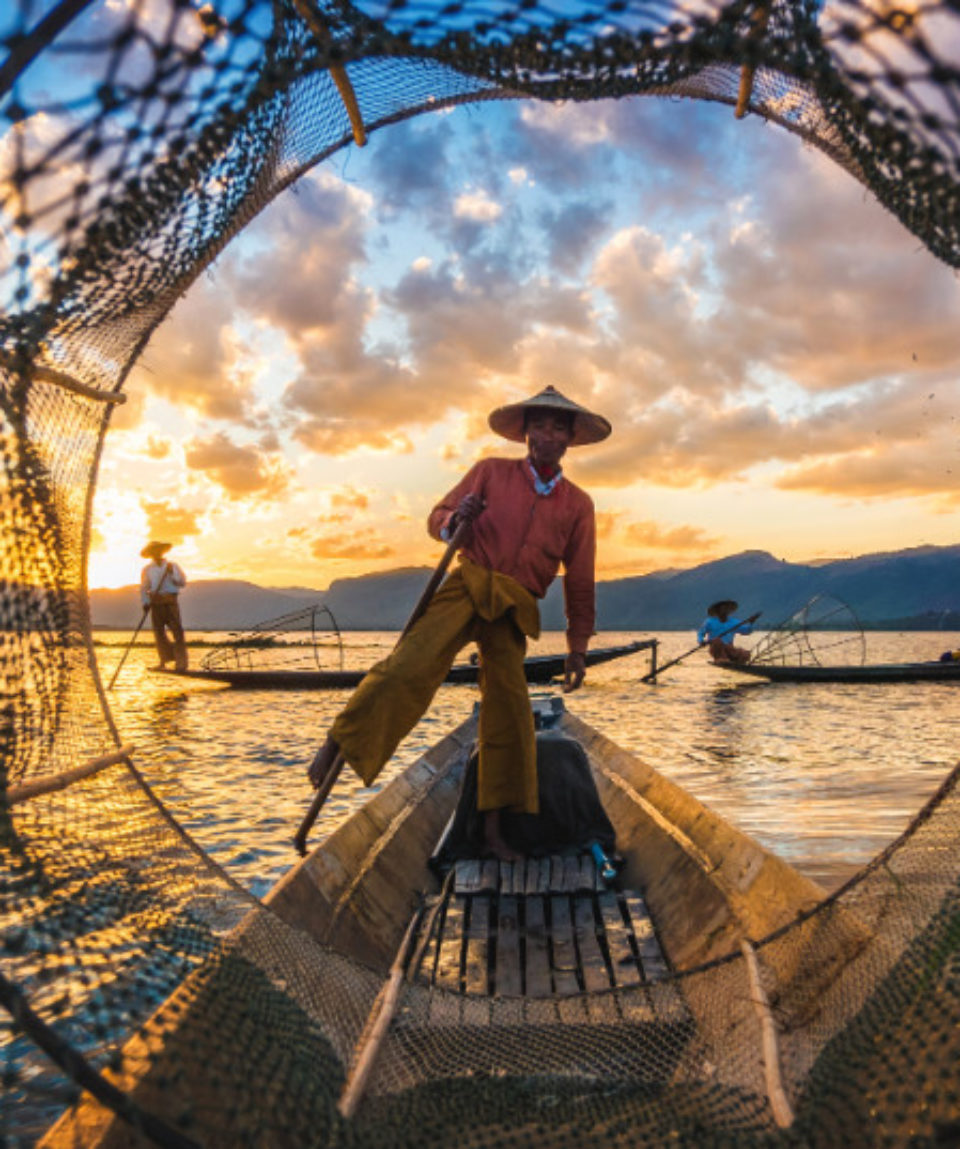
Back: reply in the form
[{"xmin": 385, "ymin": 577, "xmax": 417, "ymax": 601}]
[
  {"xmin": 45, "ymin": 697, "xmax": 863, "ymax": 1144},
  {"xmin": 715, "ymin": 659, "xmax": 960, "ymax": 683},
  {"xmin": 153, "ymin": 638, "xmax": 657, "ymax": 688}
]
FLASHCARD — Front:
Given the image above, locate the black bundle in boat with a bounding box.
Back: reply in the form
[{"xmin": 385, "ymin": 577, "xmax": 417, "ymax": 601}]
[{"xmin": 436, "ymin": 731, "xmax": 617, "ymax": 863}]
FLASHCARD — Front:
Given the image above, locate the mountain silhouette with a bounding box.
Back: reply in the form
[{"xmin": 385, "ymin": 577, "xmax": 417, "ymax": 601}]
[{"xmin": 91, "ymin": 544, "xmax": 960, "ymax": 632}]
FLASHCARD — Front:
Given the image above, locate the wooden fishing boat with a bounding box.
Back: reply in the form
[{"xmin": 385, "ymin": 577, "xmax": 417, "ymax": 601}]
[
  {"xmin": 714, "ymin": 659, "xmax": 960, "ymax": 683},
  {"xmin": 43, "ymin": 696, "xmax": 867, "ymax": 1146},
  {"xmin": 153, "ymin": 638, "xmax": 658, "ymax": 688}
]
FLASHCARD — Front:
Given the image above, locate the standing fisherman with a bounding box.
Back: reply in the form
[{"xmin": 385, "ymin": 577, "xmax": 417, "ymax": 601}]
[
  {"xmin": 140, "ymin": 541, "xmax": 189, "ymax": 672},
  {"xmin": 307, "ymin": 385, "xmax": 611, "ymax": 859}
]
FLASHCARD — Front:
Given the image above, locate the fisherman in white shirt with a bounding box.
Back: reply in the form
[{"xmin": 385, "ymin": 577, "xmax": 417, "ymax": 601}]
[{"xmin": 140, "ymin": 541, "xmax": 188, "ymax": 671}]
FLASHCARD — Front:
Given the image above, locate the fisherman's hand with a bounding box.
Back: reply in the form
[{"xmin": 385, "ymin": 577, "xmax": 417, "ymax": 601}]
[
  {"xmin": 457, "ymin": 493, "xmax": 484, "ymax": 523},
  {"xmin": 449, "ymin": 493, "xmax": 484, "ymax": 537},
  {"xmin": 563, "ymin": 652, "xmax": 586, "ymax": 693}
]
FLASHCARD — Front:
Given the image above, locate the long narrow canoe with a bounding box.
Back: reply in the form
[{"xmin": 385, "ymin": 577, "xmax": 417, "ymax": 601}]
[
  {"xmin": 42, "ymin": 697, "xmax": 866, "ymax": 1147},
  {"xmin": 715, "ymin": 659, "xmax": 960, "ymax": 683},
  {"xmin": 153, "ymin": 638, "xmax": 657, "ymax": 689}
]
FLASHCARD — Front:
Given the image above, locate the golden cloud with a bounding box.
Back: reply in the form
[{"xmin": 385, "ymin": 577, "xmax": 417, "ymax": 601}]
[
  {"xmin": 622, "ymin": 520, "xmax": 720, "ymax": 551},
  {"xmin": 331, "ymin": 487, "xmax": 370, "ymax": 511},
  {"xmin": 140, "ymin": 500, "xmax": 202, "ymax": 543},
  {"xmin": 310, "ymin": 534, "xmax": 396, "ymax": 561},
  {"xmin": 184, "ymin": 432, "xmax": 292, "ymax": 500},
  {"xmin": 144, "ymin": 435, "xmax": 172, "ymax": 460}
]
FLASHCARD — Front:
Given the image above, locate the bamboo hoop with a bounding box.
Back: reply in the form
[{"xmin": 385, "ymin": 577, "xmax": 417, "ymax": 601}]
[
  {"xmin": 741, "ymin": 939, "xmax": 794, "ymax": 1128},
  {"xmin": 7, "ymin": 745, "xmax": 135, "ymax": 805}
]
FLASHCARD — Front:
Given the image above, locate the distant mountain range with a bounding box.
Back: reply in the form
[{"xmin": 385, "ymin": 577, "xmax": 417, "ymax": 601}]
[{"xmin": 90, "ymin": 543, "xmax": 960, "ymax": 632}]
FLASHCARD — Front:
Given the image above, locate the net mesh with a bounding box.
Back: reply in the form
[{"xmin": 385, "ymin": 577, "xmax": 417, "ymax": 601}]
[
  {"xmin": 199, "ymin": 603, "xmax": 344, "ymax": 674},
  {"xmin": 750, "ymin": 594, "xmax": 867, "ymax": 667},
  {"xmin": 2, "ymin": 0, "xmax": 960, "ymax": 1144}
]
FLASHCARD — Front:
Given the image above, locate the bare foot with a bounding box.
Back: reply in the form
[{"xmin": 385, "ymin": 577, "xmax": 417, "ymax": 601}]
[
  {"xmin": 483, "ymin": 835, "xmax": 523, "ymax": 863},
  {"xmin": 308, "ymin": 736, "xmax": 340, "ymax": 789},
  {"xmin": 482, "ymin": 810, "xmax": 523, "ymax": 862}
]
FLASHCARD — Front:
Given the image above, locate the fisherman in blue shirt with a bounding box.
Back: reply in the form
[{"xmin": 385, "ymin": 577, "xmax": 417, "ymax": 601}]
[{"xmin": 697, "ymin": 599, "xmax": 759, "ymax": 665}]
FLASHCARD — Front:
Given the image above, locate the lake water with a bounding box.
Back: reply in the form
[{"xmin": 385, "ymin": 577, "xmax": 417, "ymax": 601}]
[{"xmin": 97, "ymin": 629, "xmax": 960, "ymax": 898}]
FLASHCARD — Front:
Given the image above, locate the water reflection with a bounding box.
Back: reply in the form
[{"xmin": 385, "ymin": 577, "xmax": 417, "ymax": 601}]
[{"xmin": 96, "ymin": 630, "xmax": 960, "ymax": 898}]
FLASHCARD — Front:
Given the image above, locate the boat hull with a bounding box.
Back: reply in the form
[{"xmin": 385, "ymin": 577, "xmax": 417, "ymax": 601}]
[
  {"xmin": 716, "ymin": 660, "xmax": 960, "ymax": 683},
  {"xmin": 41, "ymin": 702, "xmax": 863, "ymax": 1149},
  {"xmin": 154, "ymin": 640, "xmax": 656, "ymax": 689}
]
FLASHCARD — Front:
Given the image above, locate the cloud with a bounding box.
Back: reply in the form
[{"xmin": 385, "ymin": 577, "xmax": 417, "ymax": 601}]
[
  {"xmin": 622, "ymin": 520, "xmax": 721, "ymax": 551},
  {"xmin": 130, "ymin": 283, "xmax": 258, "ymax": 420},
  {"xmin": 143, "ymin": 435, "xmax": 172, "ymax": 459},
  {"xmin": 229, "ymin": 171, "xmax": 371, "ymax": 337},
  {"xmin": 708, "ymin": 151, "xmax": 960, "ymax": 391},
  {"xmin": 539, "ymin": 198, "xmax": 614, "ymax": 274},
  {"xmin": 141, "ymin": 500, "xmax": 202, "ymax": 543},
  {"xmin": 512, "ymin": 104, "xmax": 619, "ymax": 190},
  {"xmin": 365, "ymin": 118, "xmax": 457, "ymax": 218},
  {"xmin": 284, "ymin": 328, "xmax": 420, "ymax": 454},
  {"xmin": 775, "ymin": 447, "xmax": 960, "ymax": 501},
  {"xmin": 184, "ymin": 432, "xmax": 292, "ymax": 499},
  {"xmin": 575, "ymin": 374, "xmax": 960, "ymax": 498},
  {"xmin": 454, "ymin": 189, "xmax": 503, "ymax": 223},
  {"xmin": 331, "ymin": 486, "xmax": 370, "ymax": 510},
  {"xmin": 309, "ymin": 532, "xmax": 395, "ymax": 561}
]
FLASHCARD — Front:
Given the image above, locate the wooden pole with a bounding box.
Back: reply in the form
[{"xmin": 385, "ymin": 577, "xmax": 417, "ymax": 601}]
[
  {"xmin": 741, "ymin": 939, "xmax": 795, "ymax": 1127},
  {"xmin": 337, "ymin": 906, "xmax": 423, "ymax": 1118},
  {"xmin": 106, "ymin": 606, "xmax": 150, "ymax": 691},
  {"xmin": 293, "ymin": 520, "xmax": 470, "ymax": 856},
  {"xmin": 735, "ymin": 2, "xmax": 772, "ymax": 119}
]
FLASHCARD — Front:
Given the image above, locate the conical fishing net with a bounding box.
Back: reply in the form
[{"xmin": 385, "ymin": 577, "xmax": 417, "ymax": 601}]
[
  {"xmin": 3, "ymin": 0, "xmax": 960, "ymax": 1145},
  {"xmin": 750, "ymin": 594, "xmax": 867, "ymax": 667},
  {"xmin": 200, "ymin": 603, "xmax": 344, "ymax": 674}
]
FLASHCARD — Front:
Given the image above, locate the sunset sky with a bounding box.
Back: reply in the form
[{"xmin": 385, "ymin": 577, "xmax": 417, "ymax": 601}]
[{"xmin": 89, "ymin": 90, "xmax": 960, "ymax": 590}]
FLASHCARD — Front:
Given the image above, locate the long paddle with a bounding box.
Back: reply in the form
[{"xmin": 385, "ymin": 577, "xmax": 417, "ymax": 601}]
[
  {"xmin": 107, "ymin": 561, "xmax": 170, "ymax": 691},
  {"xmin": 294, "ymin": 519, "xmax": 471, "ymax": 856},
  {"xmin": 641, "ymin": 611, "xmax": 761, "ymax": 684}
]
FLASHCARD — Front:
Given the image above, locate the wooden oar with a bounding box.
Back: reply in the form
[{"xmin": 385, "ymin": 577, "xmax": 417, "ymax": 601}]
[
  {"xmin": 641, "ymin": 612, "xmax": 761, "ymax": 684},
  {"xmin": 107, "ymin": 561, "xmax": 171, "ymax": 690},
  {"xmin": 294, "ymin": 519, "xmax": 471, "ymax": 856}
]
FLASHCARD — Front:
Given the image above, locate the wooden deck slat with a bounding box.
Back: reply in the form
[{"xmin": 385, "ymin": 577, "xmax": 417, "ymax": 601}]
[
  {"xmin": 580, "ymin": 853, "xmax": 603, "ymax": 891},
  {"xmin": 597, "ymin": 892, "xmax": 643, "ymax": 988},
  {"xmin": 464, "ymin": 896, "xmax": 491, "ymax": 996},
  {"xmin": 562, "ymin": 855, "xmax": 582, "ymax": 892},
  {"xmin": 523, "ymin": 895, "xmax": 552, "ymax": 997},
  {"xmin": 434, "ymin": 896, "xmax": 466, "ymax": 992},
  {"xmin": 622, "ymin": 894, "xmax": 671, "ymax": 981},
  {"xmin": 416, "ymin": 862, "xmax": 679, "ymax": 1024},
  {"xmin": 480, "ymin": 860, "xmax": 500, "ymax": 893},
  {"xmin": 454, "ymin": 860, "xmax": 482, "ymax": 895},
  {"xmin": 494, "ymin": 894, "xmax": 522, "ymax": 997},
  {"xmin": 428, "ymin": 896, "xmax": 465, "ymax": 1024},
  {"xmin": 548, "ymin": 895, "xmax": 581, "ymax": 997},
  {"xmin": 574, "ymin": 895, "xmax": 612, "ymax": 992}
]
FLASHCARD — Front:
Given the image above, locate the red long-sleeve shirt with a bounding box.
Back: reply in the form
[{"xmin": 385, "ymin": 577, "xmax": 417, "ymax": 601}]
[{"xmin": 427, "ymin": 457, "xmax": 597, "ymax": 653}]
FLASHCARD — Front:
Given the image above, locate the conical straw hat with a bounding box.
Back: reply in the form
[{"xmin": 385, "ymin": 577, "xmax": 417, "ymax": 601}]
[
  {"xmin": 141, "ymin": 541, "xmax": 173, "ymax": 559},
  {"xmin": 488, "ymin": 385, "xmax": 611, "ymax": 447},
  {"xmin": 707, "ymin": 600, "xmax": 738, "ymax": 617}
]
